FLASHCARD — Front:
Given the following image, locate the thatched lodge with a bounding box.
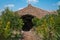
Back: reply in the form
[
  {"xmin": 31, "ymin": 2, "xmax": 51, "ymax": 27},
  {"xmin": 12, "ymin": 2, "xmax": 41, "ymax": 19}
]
[
  {"xmin": 16, "ymin": 4, "xmax": 57, "ymax": 31},
  {"xmin": 16, "ymin": 4, "xmax": 57, "ymax": 40},
  {"xmin": 17, "ymin": 4, "xmax": 50, "ymax": 18}
]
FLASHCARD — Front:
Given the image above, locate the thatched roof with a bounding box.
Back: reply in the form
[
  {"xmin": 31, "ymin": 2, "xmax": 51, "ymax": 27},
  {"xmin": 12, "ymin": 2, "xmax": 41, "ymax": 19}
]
[{"xmin": 16, "ymin": 4, "xmax": 52, "ymax": 18}]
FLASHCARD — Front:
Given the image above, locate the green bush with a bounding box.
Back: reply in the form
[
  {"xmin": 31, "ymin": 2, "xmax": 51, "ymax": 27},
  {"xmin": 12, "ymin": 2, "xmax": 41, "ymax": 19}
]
[{"xmin": 0, "ymin": 7, "xmax": 24, "ymax": 40}]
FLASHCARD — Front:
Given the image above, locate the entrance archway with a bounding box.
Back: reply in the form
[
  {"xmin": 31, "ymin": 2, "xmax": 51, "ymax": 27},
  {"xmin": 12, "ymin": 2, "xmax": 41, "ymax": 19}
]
[{"xmin": 21, "ymin": 14, "xmax": 34, "ymax": 31}]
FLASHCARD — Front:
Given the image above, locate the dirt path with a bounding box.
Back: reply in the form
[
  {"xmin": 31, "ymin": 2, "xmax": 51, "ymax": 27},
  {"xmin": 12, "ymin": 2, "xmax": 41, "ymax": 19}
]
[{"xmin": 21, "ymin": 30, "xmax": 42, "ymax": 40}]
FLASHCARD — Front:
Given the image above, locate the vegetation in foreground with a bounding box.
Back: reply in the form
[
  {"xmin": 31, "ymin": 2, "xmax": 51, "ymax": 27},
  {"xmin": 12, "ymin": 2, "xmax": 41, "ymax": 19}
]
[
  {"xmin": 32, "ymin": 6, "xmax": 60, "ymax": 40},
  {"xmin": 0, "ymin": 6, "xmax": 60, "ymax": 40}
]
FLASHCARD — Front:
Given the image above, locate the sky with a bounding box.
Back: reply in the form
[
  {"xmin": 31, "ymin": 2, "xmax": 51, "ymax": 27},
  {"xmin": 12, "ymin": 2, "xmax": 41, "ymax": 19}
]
[{"xmin": 0, "ymin": 0, "xmax": 60, "ymax": 12}]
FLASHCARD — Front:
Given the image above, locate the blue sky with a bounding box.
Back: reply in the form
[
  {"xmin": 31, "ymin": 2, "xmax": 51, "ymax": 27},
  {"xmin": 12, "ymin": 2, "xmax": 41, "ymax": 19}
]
[{"xmin": 0, "ymin": 0, "xmax": 60, "ymax": 11}]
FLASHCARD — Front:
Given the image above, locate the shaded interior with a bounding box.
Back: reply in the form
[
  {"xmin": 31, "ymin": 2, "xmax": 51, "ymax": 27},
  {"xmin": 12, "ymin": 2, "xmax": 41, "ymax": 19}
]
[{"xmin": 21, "ymin": 14, "xmax": 34, "ymax": 31}]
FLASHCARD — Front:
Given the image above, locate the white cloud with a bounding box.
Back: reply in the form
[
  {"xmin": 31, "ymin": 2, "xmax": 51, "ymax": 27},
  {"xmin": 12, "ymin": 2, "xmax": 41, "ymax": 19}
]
[
  {"xmin": 4, "ymin": 4, "xmax": 15, "ymax": 8},
  {"xmin": 0, "ymin": 9, "xmax": 4, "ymax": 15},
  {"xmin": 0, "ymin": 9, "xmax": 4, "ymax": 12},
  {"xmin": 57, "ymin": 1, "xmax": 60, "ymax": 5},
  {"xmin": 27, "ymin": 0, "xmax": 39, "ymax": 3},
  {"xmin": 52, "ymin": 1, "xmax": 60, "ymax": 6},
  {"xmin": 18, "ymin": 7, "xmax": 24, "ymax": 10}
]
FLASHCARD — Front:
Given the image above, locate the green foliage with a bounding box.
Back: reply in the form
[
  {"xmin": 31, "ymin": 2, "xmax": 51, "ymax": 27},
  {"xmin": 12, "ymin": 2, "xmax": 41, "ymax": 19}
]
[
  {"xmin": 57, "ymin": 6, "xmax": 60, "ymax": 15},
  {"xmin": 0, "ymin": 6, "xmax": 60, "ymax": 40},
  {"xmin": 32, "ymin": 14, "xmax": 60, "ymax": 40},
  {"xmin": 42, "ymin": 14, "xmax": 58, "ymax": 40},
  {"xmin": 10, "ymin": 13, "xmax": 24, "ymax": 30},
  {"xmin": 32, "ymin": 17, "xmax": 42, "ymax": 27},
  {"xmin": 54, "ymin": 6, "xmax": 60, "ymax": 40},
  {"xmin": 0, "ymin": 7, "xmax": 24, "ymax": 40},
  {"xmin": 32, "ymin": 6, "xmax": 60, "ymax": 40}
]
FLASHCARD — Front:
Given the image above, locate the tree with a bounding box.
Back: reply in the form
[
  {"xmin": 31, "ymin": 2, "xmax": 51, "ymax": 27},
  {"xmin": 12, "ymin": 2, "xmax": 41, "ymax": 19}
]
[
  {"xmin": 32, "ymin": 14, "xmax": 58, "ymax": 40},
  {"xmin": 54, "ymin": 6, "xmax": 60, "ymax": 40},
  {"xmin": 0, "ymin": 7, "xmax": 24, "ymax": 40},
  {"xmin": 57, "ymin": 5, "xmax": 60, "ymax": 15}
]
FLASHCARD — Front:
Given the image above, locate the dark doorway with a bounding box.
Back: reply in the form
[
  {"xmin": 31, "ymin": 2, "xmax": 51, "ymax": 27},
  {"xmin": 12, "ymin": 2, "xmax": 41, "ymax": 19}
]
[{"xmin": 21, "ymin": 14, "xmax": 34, "ymax": 31}]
